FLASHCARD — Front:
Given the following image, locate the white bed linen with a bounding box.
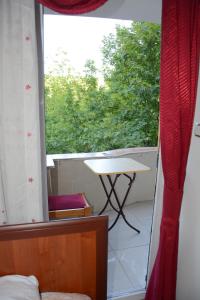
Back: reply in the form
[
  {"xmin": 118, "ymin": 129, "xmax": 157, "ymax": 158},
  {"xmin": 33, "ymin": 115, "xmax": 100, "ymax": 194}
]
[{"xmin": 0, "ymin": 275, "xmax": 40, "ymax": 300}]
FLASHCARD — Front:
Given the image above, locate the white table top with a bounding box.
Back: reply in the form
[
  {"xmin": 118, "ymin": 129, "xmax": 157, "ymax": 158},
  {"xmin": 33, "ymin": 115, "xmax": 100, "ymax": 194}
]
[{"xmin": 84, "ymin": 158, "xmax": 150, "ymax": 175}]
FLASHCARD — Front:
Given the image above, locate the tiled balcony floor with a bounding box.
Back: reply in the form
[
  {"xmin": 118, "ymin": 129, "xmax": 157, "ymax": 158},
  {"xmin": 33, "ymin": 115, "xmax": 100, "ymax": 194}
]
[{"xmin": 105, "ymin": 200, "xmax": 154, "ymax": 299}]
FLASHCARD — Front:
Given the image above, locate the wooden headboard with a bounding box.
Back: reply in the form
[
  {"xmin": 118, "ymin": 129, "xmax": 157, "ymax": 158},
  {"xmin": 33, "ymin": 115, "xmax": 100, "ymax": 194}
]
[{"xmin": 0, "ymin": 216, "xmax": 108, "ymax": 300}]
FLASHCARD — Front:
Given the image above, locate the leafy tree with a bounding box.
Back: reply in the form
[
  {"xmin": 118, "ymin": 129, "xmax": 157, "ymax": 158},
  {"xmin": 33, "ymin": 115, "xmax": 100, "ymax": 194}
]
[
  {"xmin": 45, "ymin": 21, "xmax": 160, "ymax": 154},
  {"xmin": 102, "ymin": 21, "xmax": 160, "ymax": 147}
]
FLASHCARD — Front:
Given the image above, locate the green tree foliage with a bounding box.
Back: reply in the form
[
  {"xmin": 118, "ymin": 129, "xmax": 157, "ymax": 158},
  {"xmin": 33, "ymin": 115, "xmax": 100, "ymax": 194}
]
[{"xmin": 45, "ymin": 21, "xmax": 160, "ymax": 154}]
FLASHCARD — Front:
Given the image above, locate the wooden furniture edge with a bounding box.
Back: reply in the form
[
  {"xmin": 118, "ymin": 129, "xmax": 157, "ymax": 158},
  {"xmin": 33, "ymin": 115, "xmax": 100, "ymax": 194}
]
[
  {"xmin": 0, "ymin": 216, "xmax": 107, "ymax": 241},
  {"xmin": 0, "ymin": 216, "xmax": 108, "ymax": 300}
]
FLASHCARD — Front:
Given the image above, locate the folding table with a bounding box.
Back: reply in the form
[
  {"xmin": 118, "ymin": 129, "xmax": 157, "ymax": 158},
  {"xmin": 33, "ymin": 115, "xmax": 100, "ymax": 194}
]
[{"xmin": 84, "ymin": 157, "xmax": 150, "ymax": 232}]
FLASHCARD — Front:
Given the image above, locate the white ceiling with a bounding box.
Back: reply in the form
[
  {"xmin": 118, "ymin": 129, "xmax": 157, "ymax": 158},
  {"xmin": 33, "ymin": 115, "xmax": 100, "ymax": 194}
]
[{"xmin": 44, "ymin": 0, "xmax": 162, "ymax": 24}]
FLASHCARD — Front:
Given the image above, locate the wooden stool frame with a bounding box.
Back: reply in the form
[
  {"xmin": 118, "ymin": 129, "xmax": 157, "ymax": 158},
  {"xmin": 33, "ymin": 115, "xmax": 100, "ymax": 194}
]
[{"xmin": 49, "ymin": 193, "xmax": 92, "ymax": 220}]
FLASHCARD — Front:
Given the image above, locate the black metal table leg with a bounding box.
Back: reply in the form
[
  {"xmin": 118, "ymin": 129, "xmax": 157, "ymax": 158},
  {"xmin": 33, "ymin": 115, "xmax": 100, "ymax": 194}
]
[
  {"xmin": 98, "ymin": 174, "xmax": 120, "ymax": 215},
  {"xmin": 99, "ymin": 173, "xmax": 140, "ymax": 233}
]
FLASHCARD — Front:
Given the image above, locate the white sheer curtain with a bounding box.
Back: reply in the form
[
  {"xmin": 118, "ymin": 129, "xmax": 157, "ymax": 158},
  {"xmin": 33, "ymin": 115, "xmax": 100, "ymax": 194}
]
[{"xmin": 0, "ymin": 0, "xmax": 47, "ymax": 224}]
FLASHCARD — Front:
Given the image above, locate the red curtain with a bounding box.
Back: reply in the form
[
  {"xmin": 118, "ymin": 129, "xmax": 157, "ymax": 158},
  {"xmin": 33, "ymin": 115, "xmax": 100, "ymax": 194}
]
[
  {"xmin": 145, "ymin": 0, "xmax": 200, "ymax": 300},
  {"xmin": 37, "ymin": 0, "xmax": 108, "ymax": 14}
]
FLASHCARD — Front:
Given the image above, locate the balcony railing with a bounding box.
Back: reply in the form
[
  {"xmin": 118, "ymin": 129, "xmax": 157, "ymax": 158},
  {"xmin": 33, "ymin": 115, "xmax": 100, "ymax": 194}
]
[{"xmin": 47, "ymin": 147, "xmax": 158, "ymax": 213}]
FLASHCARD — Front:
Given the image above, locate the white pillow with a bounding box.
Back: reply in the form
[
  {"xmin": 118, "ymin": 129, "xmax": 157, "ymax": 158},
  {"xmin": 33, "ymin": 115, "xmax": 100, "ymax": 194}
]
[
  {"xmin": 0, "ymin": 275, "xmax": 40, "ymax": 300},
  {"xmin": 41, "ymin": 292, "xmax": 91, "ymax": 300}
]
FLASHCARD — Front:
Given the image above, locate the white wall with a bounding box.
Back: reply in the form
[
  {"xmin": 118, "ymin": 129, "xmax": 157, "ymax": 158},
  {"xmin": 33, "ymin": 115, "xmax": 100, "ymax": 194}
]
[
  {"xmin": 84, "ymin": 0, "xmax": 162, "ymax": 23},
  {"xmin": 176, "ymin": 79, "xmax": 200, "ymax": 300},
  {"xmin": 45, "ymin": 0, "xmax": 162, "ymax": 23}
]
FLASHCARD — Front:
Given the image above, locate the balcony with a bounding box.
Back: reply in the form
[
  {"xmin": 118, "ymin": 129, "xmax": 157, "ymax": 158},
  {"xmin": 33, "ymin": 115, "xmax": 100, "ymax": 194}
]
[{"xmin": 47, "ymin": 147, "xmax": 158, "ymax": 299}]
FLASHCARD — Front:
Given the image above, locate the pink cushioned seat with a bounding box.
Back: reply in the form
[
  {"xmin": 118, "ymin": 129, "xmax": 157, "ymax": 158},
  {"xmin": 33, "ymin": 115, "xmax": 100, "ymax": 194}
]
[
  {"xmin": 48, "ymin": 193, "xmax": 86, "ymax": 211},
  {"xmin": 48, "ymin": 193, "xmax": 92, "ymax": 220}
]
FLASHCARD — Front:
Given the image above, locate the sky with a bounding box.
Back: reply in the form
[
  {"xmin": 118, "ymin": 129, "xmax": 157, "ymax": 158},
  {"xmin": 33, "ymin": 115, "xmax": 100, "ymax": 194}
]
[{"xmin": 44, "ymin": 15, "xmax": 132, "ymax": 75}]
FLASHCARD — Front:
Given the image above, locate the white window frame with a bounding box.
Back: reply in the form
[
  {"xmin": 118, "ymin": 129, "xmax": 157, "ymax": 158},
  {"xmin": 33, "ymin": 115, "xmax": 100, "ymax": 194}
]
[{"xmin": 43, "ymin": 1, "xmax": 163, "ymax": 299}]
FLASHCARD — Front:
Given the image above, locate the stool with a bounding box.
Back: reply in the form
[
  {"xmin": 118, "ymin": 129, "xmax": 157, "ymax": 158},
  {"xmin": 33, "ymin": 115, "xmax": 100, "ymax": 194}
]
[{"xmin": 48, "ymin": 193, "xmax": 92, "ymax": 220}]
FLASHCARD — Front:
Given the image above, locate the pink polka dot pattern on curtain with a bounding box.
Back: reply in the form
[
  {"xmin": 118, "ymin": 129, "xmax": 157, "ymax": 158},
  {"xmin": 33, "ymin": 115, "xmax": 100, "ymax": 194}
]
[{"xmin": 0, "ymin": 0, "xmax": 44, "ymax": 225}]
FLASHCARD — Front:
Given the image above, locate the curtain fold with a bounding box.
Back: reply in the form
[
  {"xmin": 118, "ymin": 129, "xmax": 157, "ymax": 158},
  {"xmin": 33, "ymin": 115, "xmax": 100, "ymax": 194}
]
[
  {"xmin": 0, "ymin": 0, "xmax": 46, "ymax": 224},
  {"xmin": 37, "ymin": 0, "xmax": 108, "ymax": 14},
  {"xmin": 145, "ymin": 0, "xmax": 200, "ymax": 299}
]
